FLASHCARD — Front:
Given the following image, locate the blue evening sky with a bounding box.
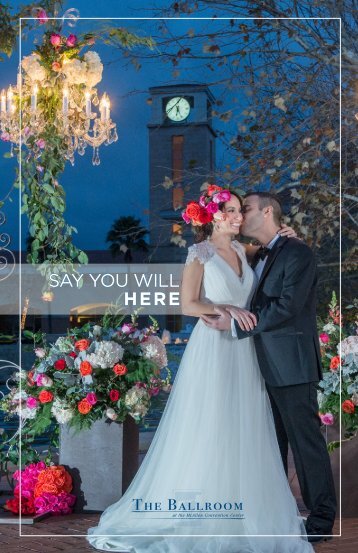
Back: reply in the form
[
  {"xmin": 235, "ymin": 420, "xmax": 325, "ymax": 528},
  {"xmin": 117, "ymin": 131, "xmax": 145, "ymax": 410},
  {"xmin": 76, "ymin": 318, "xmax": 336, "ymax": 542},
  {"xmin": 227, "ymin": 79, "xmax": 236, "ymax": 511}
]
[{"xmin": 0, "ymin": 0, "xmax": 242, "ymax": 251}]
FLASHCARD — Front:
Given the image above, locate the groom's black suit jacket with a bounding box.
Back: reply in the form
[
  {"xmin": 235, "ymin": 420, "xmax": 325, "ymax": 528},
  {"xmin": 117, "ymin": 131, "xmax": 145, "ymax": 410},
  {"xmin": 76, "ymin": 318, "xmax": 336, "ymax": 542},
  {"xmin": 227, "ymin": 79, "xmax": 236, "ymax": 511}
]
[{"xmin": 234, "ymin": 236, "xmax": 322, "ymax": 387}]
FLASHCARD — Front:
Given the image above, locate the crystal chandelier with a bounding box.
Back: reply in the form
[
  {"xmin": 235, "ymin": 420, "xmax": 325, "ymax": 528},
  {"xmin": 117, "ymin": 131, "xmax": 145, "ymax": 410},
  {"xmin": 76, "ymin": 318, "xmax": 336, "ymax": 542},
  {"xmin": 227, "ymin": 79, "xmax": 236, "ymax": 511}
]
[{"xmin": 1, "ymin": 67, "xmax": 118, "ymax": 166}]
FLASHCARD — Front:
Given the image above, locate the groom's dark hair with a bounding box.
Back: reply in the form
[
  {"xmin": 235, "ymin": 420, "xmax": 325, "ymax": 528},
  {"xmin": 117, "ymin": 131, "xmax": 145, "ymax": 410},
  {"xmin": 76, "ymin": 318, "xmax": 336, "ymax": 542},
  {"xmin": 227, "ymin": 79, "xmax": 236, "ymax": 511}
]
[{"xmin": 245, "ymin": 191, "xmax": 282, "ymax": 225}]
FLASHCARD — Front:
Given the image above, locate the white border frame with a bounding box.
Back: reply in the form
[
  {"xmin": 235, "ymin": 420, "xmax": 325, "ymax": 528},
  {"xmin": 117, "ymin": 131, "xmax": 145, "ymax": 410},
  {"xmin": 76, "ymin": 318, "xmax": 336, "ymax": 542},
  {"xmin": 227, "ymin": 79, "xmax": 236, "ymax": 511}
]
[{"xmin": 17, "ymin": 15, "xmax": 342, "ymax": 540}]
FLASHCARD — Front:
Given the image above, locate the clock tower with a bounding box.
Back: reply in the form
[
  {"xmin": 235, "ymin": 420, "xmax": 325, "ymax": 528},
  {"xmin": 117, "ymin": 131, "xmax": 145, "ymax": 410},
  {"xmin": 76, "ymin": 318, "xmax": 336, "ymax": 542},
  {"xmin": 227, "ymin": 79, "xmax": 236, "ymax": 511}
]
[{"xmin": 148, "ymin": 84, "xmax": 216, "ymax": 263}]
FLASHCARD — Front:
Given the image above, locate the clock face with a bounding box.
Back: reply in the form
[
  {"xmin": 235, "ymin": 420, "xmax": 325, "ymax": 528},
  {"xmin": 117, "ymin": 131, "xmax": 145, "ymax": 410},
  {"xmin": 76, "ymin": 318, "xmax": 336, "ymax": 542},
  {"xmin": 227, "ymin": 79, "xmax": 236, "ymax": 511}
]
[{"xmin": 166, "ymin": 97, "xmax": 190, "ymax": 122}]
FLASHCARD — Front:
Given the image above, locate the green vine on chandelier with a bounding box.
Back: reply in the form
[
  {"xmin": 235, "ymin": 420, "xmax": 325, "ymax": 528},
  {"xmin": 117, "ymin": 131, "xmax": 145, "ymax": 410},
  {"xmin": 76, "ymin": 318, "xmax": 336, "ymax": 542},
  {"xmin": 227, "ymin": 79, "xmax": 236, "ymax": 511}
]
[{"xmin": 1, "ymin": 2, "xmax": 155, "ymax": 268}]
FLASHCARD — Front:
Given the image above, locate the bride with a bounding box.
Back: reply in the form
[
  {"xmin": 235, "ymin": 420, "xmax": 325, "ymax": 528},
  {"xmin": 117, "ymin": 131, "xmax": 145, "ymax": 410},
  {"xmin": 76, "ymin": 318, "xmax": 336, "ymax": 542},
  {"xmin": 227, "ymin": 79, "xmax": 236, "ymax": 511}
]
[{"xmin": 87, "ymin": 186, "xmax": 313, "ymax": 552}]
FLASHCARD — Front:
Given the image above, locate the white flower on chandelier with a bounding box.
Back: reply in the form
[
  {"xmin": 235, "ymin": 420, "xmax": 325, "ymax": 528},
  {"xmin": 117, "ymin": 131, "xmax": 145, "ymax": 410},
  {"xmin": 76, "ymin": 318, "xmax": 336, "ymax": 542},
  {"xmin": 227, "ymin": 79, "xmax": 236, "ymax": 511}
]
[
  {"xmin": 60, "ymin": 51, "xmax": 103, "ymax": 88},
  {"xmin": 22, "ymin": 53, "xmax": 47, "ymax": 82},
  {"xmin": 61, "ymin": 58, "xmax": 88, "ymax": 85},
  {"xmin": 84, "ymin": 51, "xmax": 103, "ymax": 88}
]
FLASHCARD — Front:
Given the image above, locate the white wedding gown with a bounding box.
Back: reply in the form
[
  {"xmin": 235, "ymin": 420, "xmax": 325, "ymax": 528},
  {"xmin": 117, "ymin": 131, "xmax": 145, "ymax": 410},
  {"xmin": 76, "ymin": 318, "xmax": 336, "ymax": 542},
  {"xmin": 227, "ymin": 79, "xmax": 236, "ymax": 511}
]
[{"xmin": 87, "ymin": 240, "xmax": 313, "ymax": 552}]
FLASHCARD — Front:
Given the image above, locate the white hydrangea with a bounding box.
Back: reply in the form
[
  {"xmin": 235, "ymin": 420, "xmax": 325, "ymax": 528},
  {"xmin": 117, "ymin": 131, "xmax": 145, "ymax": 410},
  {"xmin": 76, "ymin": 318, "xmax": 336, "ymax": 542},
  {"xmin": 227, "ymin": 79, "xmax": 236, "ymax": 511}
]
[
  {"xmin": 55, "ymin": 336, "xmax": 73, "ymax": 353},
  {"xmin": 140, "ymin": 335, "xmax": 167, "ymax": 369},
  {"xmin": 21, "ymin": 54, "xmax": 47, "ymax": 82},
  {"xmin": 17, "ymin": 406, "xmax": 38, "ymax": 420},
  {"xmin": 51, "ymin": 398, "xmax": 74, "ymax": 424},
  {"xmin": 86, "ymin": 341, "xmax": 124, "ymax": 369},
  {"xmin": 84, "ymin": 51, "xmax": 103, "ymax": 88},
  {"xmin": 338, "ymin": 336, "xmax": 358, "ymax": 357},
  {"xmin": 125, "ymin": 386, "xmax": 150, "ymax": 421},
  {"xmin": 61, "ymin": 58, "xmax": 88, "ymax": 85}
]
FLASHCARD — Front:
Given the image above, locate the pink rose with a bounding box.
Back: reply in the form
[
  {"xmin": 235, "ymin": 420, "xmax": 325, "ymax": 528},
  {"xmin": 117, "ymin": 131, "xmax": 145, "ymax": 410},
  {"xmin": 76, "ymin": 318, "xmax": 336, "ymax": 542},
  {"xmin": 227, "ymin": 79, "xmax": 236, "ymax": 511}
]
[
  {"xmin": 36, "ymin": 374, "xmax": 53, "ymax": 387},
  {"xmin": 66, "ymin": 34, "xmax": 77, "ymax": 48},
  {"xmin": 199, "ymin": 195, "xmax": 206, "ymax": 207},
  {"xmin": 121, "ymin": 323, "xmax": 135, "ymax": 334},
  {"xmin": 319, "ymin": 412, "xmax": 334, "ymax": 426},
  {"xmin": 51, "ymin": 61, "xmax": 61, "ymax": 72},
  {"xmin": 1, "ymin": 132, "xmax": 11, "ymax": 142},
  {"xmin": 26, "ymin": 397, "xmax": 38, "ymax": 409},
  {"xmin": 37, "ymin": 9, "xmax": 48, "ymax": 24},
  {"xmin": 319, "ymin": 333, "xmax": 330, "ymax": 344},
  {"xmin": 36, "ymin": 138, "xmax": 46, "ymax": 149},
  {"xmin": 206, "ymin": 202, "xmax": 219, "ymax": 214},
  {"xmin": 35, "ymin": 347, "xmax": 46, "ymax": 358},
  {"xmin": 181, "ymin": 211, "xmax": 190, "ymax": 224},
  {"xmin": 86, "ymin": 392, "xmax": 97, "ymax": 405},
  {"xmin": 50, "ymin": 33, "xmax": 61, "ymax": 47},
  {"xmin": 213, "ymin": 190, "xmax": 231, "ymax": 203}
]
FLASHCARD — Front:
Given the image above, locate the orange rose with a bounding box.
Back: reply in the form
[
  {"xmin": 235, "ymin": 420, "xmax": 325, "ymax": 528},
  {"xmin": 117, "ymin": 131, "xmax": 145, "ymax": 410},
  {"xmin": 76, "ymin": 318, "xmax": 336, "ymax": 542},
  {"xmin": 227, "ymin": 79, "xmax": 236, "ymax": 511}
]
[
  {"xmin": 185, "ymin": 202, "xmax": 201, "ymax": 221},
  {"xmin": 330, "ymin": 356, "xmax": 341, "ymax": 371},
  {"xmin": 34, "ymin": 466, "xmax": 72, "ymax": 497},
  {"xmin": 80, "ymin": 360, "xmax": 92, "ymax": 376},
  {"xmin": 342, "ymin": 400, "xmax": 355, "ymax": 415},
  {"xmin": 207, "ymin": 184, "xmax": 222, "ymax": 196},
  {"xmin": 113, "ymin": 363, "xmax": 127, "ymax": 376},
  {"xmin": 78, "ymin": 398, "xmax": 92, "ymax": 414},
  {"xmin": 75, "ymin": 339, "xmax": 90, "ymax": 351},
  {"xmin": 38, "ymin": 390, "xmax": 54, "ymax": 403}
]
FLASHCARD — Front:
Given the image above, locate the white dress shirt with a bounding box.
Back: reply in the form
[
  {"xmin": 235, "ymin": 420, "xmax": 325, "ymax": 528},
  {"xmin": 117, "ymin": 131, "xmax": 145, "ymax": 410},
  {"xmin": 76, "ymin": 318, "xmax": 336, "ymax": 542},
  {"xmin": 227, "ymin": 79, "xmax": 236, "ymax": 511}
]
[{"xmin": 231, "ymin": 234, "xmax": 280, "ymax": 338}]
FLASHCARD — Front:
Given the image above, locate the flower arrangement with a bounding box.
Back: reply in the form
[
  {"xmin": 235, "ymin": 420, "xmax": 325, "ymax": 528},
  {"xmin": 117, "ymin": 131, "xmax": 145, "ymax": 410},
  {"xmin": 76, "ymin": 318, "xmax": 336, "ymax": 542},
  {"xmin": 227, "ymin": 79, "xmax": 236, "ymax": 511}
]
[
  {"xmin": 318, "ymin": 292, "xmax": 358, "ymax": 448},
  {"xmin": 1, "ymin": 314, "xmax": 170, "ymax": 439},
  {"xmin": 3, "ymin": 461, "xmax": 76, "ymax": 516},
  {"xmin": 181, "ymin": 184, "xmax": 231, "ymax": 226}
]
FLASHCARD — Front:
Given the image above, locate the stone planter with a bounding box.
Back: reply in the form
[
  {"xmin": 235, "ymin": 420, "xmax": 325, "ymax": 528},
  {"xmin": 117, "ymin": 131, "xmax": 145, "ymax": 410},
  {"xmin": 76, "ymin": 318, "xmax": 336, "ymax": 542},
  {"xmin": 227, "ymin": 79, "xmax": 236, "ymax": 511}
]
[
  {"xmin": 59, "ymin": 416, "xmax": 139, "ymax": 512},
  {"xmin": 327, "ymin": 425, "xmax": 358, "ymax": 517}
]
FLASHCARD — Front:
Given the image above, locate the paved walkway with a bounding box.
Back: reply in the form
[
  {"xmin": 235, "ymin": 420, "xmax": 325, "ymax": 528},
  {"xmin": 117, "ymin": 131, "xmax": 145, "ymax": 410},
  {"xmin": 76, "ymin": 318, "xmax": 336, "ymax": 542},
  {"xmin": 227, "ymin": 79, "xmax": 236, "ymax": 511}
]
[{"xmin": 0, "ymin": 515, "xmax": 356, "ymax": 552}]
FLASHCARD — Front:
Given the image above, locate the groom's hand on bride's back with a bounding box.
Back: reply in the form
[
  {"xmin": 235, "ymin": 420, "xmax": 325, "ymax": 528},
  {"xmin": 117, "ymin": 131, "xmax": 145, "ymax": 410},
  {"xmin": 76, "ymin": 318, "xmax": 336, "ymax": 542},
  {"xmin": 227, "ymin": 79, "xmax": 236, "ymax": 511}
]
[{"xmin": 201, "ymin": 307, "xmax": 257, "ymax": 332}]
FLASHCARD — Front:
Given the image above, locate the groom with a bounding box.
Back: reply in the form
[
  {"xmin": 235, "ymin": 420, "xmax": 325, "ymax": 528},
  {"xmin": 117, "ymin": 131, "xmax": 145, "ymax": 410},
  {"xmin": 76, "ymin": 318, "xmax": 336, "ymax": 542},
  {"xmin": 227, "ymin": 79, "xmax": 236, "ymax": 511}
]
[{"xmin": 202, "ymin": 191, "xmax": 336, "ymax": 542}]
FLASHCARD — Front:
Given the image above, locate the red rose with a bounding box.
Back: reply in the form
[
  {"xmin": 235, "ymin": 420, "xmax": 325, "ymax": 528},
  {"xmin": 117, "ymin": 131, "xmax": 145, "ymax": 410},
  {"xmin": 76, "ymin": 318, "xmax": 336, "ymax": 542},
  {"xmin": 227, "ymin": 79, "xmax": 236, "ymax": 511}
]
[
  {"xmin": 197, "ymin": 207, "xmax": 213, "ymax": 225},
  {"xmin": 54, "ymin": 359, "xmax": 66, "ymax": 371},
  {"xmin": 109, "ymin": 389, "xmax": 120, "ymax": 402},
  {"xmin": 68, "ymin": 352, "xmax": 77, "ymax": 358},
  {"xmin": 342, "ymin": 400, "xmax": 355, "ymax": 415},
  {"xmin": 38, "ymin": 390, "xmax": 54, "ymax": 403}
]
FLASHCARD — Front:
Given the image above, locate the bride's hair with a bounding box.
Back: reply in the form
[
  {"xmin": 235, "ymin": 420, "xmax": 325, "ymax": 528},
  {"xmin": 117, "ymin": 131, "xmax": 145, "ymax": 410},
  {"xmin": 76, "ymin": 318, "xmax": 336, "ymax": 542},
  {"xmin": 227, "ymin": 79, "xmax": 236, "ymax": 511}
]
[{"xmin": 193, "ymin": 189, "xmax": 243, "ymax": 243}]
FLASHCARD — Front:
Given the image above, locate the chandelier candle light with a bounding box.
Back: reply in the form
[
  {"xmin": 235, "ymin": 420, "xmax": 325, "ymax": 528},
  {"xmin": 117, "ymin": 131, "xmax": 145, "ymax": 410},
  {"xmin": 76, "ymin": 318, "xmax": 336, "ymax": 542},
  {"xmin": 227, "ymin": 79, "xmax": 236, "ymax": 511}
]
[{"xmin": 0, "ymin": 30, "xmax": 118, "ymax": 166}]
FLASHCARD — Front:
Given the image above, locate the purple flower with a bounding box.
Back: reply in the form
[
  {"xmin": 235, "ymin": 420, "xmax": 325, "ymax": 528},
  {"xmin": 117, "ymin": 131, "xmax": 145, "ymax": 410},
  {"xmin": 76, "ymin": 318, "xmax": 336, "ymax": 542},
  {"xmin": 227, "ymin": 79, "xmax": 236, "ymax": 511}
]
[
  {"xmin": 66, "ymin": 34, "xmax": 78, "ymax": 48},
  {"xmin": 26, "ymin": 397, "xmax": 38, "ymax": 409},
  {"xmin": 86, "ymin": 392, "xmax": 97, "ymax": 405},
  {"xmin": 206, "ymin": 202, "xmax": 219, "ymax": 214},
  {"xmin": 36, "ymin": 138, "xmax": 46, "ymax": 149}
]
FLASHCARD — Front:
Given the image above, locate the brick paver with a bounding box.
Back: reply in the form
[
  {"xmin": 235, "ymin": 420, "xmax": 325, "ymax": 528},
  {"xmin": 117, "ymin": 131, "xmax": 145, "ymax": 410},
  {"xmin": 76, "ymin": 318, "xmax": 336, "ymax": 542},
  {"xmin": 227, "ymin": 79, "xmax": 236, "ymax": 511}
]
[{"xmin": 0, "ymin": 515, "xmax": 356, "ymax": 553}]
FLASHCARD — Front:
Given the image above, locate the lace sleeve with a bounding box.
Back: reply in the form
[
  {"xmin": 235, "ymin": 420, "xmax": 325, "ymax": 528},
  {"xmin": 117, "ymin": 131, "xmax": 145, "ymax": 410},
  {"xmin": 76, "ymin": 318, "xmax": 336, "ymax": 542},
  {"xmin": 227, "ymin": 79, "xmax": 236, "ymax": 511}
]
[{"xmin": 185, "ymin": 241, "xmax": 214, "ymax": 266}]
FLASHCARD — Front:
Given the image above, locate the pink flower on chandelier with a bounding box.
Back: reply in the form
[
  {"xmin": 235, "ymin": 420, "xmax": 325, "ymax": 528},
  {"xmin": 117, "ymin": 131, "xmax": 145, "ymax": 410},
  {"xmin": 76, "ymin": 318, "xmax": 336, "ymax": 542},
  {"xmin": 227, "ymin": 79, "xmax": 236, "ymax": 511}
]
[
  {"xmin": 37, "ymin": 9, "xmax": 48, "ymax": 25},
  {"xmin": 66, "ymin": 34, "xmax": 78, "ymax": 48},
  {"xmin": 50, "ymin": 33, "xmax": 61, "ymax": 47}
]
